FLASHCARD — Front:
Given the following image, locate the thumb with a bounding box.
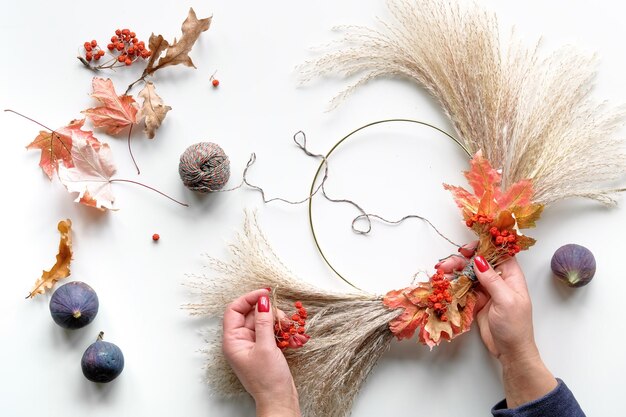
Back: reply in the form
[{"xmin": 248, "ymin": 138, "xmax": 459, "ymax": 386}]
[
  {"xmin": 254, "ymin": 294, "xmax": 276, "ymax": 347},
  {"xmin": 474, "ymin": 255, "xmax": 510, "ymax": 302}
]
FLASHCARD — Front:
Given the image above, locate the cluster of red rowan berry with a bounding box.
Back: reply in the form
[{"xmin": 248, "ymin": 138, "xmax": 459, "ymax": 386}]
[
  {"xmin": 274, "ymin": 301, "xmax": 310, "ymax": 349},
  {"xmin": 489, "ymin": 226, "xmax": 521, "ymax": 256},
  {"xmin": 81, "ymin": 29, "xmax": 151, "ymax": 67},
  {"xmin": 427, "ymin": 270, "xmax": 453, "ymax": 321},
  {"xmin": 82, "ymin": 40, "xmax": 105, "ymax": 62},
  {"xmin": 466, "ymin": 212, "xmax": 521, "ymax": 257}
]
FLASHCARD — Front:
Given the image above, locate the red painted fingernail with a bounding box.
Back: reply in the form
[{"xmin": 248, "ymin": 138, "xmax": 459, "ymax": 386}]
[
  {"xmin": 258, "ymin": 295, "xmax": 270, "ymax": 313},
  {"xmin": 474, "ymin": 255, "xmax": 490, "ymax": 273},
  {"xmin": 264, "ymin": 287, "xmax": 271, "ymax": 292}
]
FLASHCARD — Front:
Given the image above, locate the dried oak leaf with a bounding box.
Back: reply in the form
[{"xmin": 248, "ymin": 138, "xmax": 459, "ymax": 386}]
[
  {"xmin": 142, "ymin": 34, "xmax": 169, "ymax": 76},
  {"xmin": 83, "ymin": 77, "xmax": 138, "ymax": 135},
  {"xmin": 146, "ymin": 8, "xmax": 211, "ymax": 75},
  {"xmin": 26, "ymin": 119, "xmax": 100, "ymax": 179},
  {"xmin": 58, "ymin": 139, "xmax": 117, "ymax": 210},
  {"xmin": 137, "ymin": 82, "xmax": 171, "ymax": 139},
  {"xmin": 28, "ymin": 219, "xmax": 72, "ymax": 298}
]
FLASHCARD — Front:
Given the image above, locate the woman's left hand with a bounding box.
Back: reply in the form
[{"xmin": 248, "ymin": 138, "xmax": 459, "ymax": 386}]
[{"xmin": 222, "ymin": 289, "xmax": 301, "ymax": 417}]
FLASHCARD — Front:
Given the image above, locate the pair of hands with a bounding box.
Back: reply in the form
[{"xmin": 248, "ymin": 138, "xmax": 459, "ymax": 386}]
[{"xmin": 222, "ymin": 256, "xmax": 556, "ymax": 414}]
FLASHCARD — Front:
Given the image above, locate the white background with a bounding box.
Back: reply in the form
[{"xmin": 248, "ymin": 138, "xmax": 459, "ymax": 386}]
[{"xmin": 1, "ymin": 1, "xmax": 625, "ymax": 416}]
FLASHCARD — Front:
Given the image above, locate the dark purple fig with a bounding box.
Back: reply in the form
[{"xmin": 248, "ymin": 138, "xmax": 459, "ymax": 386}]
[
  {"xmin": 81, "ymin": 332, "xmax": 124, "ymax": 383},
  {"xmin": 49, "ymin": 281, "xmax": 99, "ymax": 329},
  {"xmin": 551, "ymin": 244, "xmax": 596, "ymax": 288}
]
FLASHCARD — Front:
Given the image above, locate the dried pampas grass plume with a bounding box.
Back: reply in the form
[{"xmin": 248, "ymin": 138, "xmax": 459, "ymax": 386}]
[
  {"xmin": 299, "ymin": 0, "xmax": 626, "ymax": 205},
  {"xmin": 185, "ymin": 212, "xmax": 400, "ymax": 417}
]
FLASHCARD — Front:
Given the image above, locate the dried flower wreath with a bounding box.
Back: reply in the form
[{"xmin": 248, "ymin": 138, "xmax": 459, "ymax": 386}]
[{"xmin": 186, "ymin": 1, "xmax": 626, "ymax": 416}]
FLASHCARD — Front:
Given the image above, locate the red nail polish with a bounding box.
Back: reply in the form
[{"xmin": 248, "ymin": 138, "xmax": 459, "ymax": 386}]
[
  {"xmin": 258, "ymin": 295, "xmax": 270, "ymax": 313},
  {"xmin": 474, "ymin": 255, "xmax": 490, "ymax": 273},
  {"xmin": 264, "ymin": 287, "xmax": 271, "ymax": 292}
]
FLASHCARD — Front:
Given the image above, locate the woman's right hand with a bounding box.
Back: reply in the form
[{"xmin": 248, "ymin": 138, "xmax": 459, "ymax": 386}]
[{"xmin": 473, "ymin": 256, "xmax": 557, "ymax": 408}]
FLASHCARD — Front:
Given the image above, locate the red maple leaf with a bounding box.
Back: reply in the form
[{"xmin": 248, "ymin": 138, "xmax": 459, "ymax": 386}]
[{"xmin": 26, "ymin": 119, "xmax": 100, "ymax": 179}]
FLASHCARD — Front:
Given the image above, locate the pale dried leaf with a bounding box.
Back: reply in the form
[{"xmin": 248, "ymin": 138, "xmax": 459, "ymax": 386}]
[
  {"xmin": 137, "ymin": 82, "xmax": 171, "ymax": 138},
  {"xmin": 153, "ymin": 8, "xmax": 211, "ymax": 72},
  {"xmin": 58, "ymin": 140, "xmax": 117, "ymax": 210},
  {"xmin": 143, "ymin": 33, "xmax": 169, "ymax": 75}
]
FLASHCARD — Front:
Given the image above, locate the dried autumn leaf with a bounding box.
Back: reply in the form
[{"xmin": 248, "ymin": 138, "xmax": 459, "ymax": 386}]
[
  {"xmin": 464, "ymin": 150, "xmax": 501, "ymax": 198},
  {"xmin": 28, "ymin": 219, "xmax": 72, "ymax": 298},
  {"xmin": 58, "ymin": 139, "xmax": 117, "ymax": 210},
  {"xmin": 420, "ymin": 289, "xmax": 477, "ymax": 348},
  {"xmin": 443, "ymin": 184, "xmax": 478, "ymax": 219},
  {"xmin": 142, "ymin": 33, "xmax": 169, "ymax": 76},
  {"xmin": 383, "ymin": 287, "xmax": 428, "ymax": 340},
  {"xmin": 26, "ymin": 119, "xmax": 100, "ymax": 179},
  {"xmin": 513, "ymin": 203, "xmax": 544, "ymax": 229},
  {"xmin": 148, "ymin": 8, "xmax": 211, "ymax": 74},
  {"xmin": 137, "ymin": 82, "xmax": 172, "ymax": 139},
  {"xmin": 498, "ymin": 179, "xmax": 534, "ymax": 211},
  {"xmin": 83, "ymin": 77, "xmax": 138, "ymax": 135}
]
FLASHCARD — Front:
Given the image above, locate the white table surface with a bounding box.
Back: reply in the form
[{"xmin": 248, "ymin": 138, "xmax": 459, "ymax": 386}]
[{"xmin": 1, "ymin": 1, "xmax": 625, "ymax": 416}]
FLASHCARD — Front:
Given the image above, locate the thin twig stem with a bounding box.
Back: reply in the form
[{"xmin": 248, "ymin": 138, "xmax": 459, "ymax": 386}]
[
  {"xmin": 110, "ymin": 179, "xmax": 189, "ymax": 207},
  {"xmin": 4, "ymin": 109, "xmax": 56, "ymax": 132},
  {"xmin": 125, "ymin": 76, "xmax": 146, "ymax": 95},
  {"xmin": 127, "ymin": 124, "xmax": 140, "ymax": 174}
]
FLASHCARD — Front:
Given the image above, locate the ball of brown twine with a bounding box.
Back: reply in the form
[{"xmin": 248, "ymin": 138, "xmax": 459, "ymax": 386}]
[{"xmin": 179, "ymin": 142, "xmax": 231, "ymax": 193}]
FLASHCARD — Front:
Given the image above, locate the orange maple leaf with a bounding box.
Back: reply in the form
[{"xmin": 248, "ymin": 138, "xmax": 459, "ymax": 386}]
[
  {"xmin": 384, "ymin": 286, "xmax": 429, "ymax": 340},
  {"xmin": 26, "ymin": 119, "xmax": 100, "ymax": 179},
  {"xmin": 83, "ymin": 77, "xmax": 138, "ymax": 135},
  {"xmin": 444, "ymin": 151, "xmax": 544, "ymax": 261}
]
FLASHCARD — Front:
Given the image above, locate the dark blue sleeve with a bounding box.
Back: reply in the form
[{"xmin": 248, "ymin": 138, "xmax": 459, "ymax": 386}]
[{"xmin": 491, "ymin": 379, "xmax": 585, "ymax": 417}]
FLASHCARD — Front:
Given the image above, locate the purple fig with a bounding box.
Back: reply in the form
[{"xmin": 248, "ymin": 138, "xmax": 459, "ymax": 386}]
[
  {"xmin": 551, "ymin": 244, "xmax": 596, "ymax": 288},
  {"xmin": 81, "ymin": 332, "xmax": 124, "ymax": 383},
  {"xmin": 49, "ymin": 281, "xmax": 99, "ymax": 329}
]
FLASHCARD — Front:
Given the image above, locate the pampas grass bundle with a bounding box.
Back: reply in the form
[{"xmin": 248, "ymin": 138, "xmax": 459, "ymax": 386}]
[
  {"xmin": 186, "ymin": 213, "xmax": 399, "ymax": 417},
  {"xmin": 300, "ymin": 0, "xmax": 626, "ymax": 204}
]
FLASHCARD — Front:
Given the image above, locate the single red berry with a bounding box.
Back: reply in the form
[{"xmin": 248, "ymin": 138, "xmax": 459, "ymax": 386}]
[
  {"xmin": 125, "ymin": 58, "xmax": 132, "ymax": 66},
  {"xmin": 115, "ymin": 29, "xmax": 122, "ymax": 36},
  {"xmin": 85, "ymin": 53, "xmax": 92, "ymax": 62},
  {"xmin": 118, "ymin": 55, "xmax": 126, "ymax": 62},
  {"xmin": 130, "ymin": 31, "xmax": 136, "ymax": 38},
  {"xmin": 294, "ymin": 301, "xmax": 303, "ymax": 309},
  {"xmin": 107, "ymin": 43, "xmax": 114, "ymax": 51},
  {"xmin": 116, "ymin": 43, "xmax": 124, "ymax": 51},
  {"xmin": 152, "ymin": 233, "xmax": 160, "ymax": 241},
  {"xmin": 85, "ymin": 44, "xmax": 92, "ymax": 52},
  {"xmin": 83, "ymin": 42, "xmax": 90, "ymax": 48},
  {"xmin": 94, "ymin": 54, "xmax": 101, "ymax": 61},
  {"xmin": 212, "ymin": 79, "xmax": 220, "ymax": 87},
  {"xmin": 91, "ymin": 40, "xmax": 97, "ymax": 47}
]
